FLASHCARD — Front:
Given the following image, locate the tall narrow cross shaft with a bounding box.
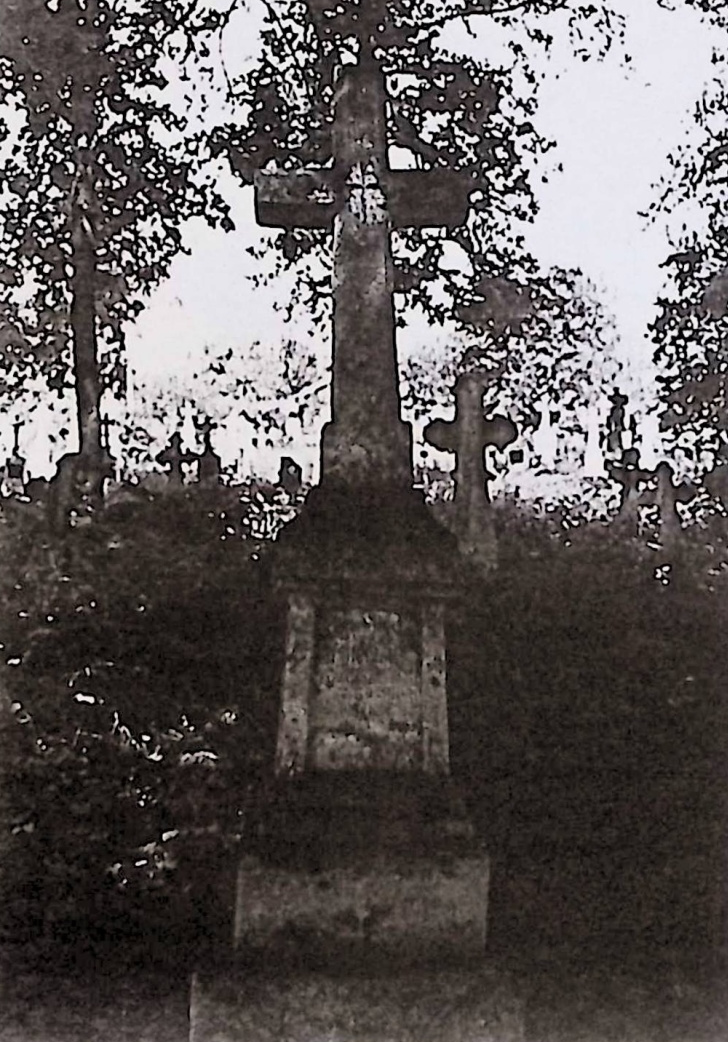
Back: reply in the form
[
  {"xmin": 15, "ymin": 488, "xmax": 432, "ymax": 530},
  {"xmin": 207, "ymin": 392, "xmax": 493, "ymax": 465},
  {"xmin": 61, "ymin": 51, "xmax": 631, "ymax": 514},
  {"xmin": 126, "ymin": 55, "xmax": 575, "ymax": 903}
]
[{"xmin": 255, "ymin": 55, "xmax": 470, "ymax": 492}]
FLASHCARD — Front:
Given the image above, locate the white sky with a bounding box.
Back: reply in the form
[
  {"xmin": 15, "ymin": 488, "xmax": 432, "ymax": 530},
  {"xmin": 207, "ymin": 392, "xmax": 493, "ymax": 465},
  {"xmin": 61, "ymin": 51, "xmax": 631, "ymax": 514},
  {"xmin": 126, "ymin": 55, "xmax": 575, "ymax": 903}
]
[{"xmin": 8, "ymin": 0, "xmax": 724, "ymax": 478}]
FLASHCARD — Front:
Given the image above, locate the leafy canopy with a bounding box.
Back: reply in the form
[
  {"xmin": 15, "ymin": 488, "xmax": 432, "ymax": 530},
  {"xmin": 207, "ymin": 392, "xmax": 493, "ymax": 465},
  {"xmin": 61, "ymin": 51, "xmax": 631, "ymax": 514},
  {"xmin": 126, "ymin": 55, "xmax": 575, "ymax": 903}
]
[{"xmin": 0, "ymin": 0, "xmax": 231, "ymax": 401}]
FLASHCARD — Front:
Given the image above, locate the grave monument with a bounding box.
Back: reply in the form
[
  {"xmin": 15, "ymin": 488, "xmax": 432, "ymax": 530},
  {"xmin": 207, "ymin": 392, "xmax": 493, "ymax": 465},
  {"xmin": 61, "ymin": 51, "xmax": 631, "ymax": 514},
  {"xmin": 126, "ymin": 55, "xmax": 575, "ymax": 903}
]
[
  {"xmin": 2, "ymin": 421, "xmax": 26, "ymax": 498},
  {"xmin": 190, "ymin": 5, "xmax": 521, "ymax": 1038},
  {"xmin": 425, "ymin": 371, "xmax": 517, "ymax": 569}
]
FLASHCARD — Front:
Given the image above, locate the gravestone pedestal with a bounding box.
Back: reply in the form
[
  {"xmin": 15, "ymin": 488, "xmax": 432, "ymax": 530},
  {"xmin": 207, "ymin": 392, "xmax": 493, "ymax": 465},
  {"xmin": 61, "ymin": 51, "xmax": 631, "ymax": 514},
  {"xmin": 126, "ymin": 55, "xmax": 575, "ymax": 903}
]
[{"xmin": 190, "ymin": 491, "xmax": 520, "ymax": 1040}]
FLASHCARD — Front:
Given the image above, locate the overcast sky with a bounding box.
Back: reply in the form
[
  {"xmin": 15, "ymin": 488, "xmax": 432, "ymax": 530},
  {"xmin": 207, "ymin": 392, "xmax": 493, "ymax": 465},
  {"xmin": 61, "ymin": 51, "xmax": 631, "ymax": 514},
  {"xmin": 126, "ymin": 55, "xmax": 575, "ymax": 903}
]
[{"xmin": 13, "ymin": 0, "xmax": 725, "ymax": 477}]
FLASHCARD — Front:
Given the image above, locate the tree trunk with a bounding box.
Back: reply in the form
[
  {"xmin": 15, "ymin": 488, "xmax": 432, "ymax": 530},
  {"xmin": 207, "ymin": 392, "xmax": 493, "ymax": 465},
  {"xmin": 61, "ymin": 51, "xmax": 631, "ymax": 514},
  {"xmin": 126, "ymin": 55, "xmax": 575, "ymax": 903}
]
[{"xmin": 70, "ymin": 208, "xmax": 102, "ymax": 463}]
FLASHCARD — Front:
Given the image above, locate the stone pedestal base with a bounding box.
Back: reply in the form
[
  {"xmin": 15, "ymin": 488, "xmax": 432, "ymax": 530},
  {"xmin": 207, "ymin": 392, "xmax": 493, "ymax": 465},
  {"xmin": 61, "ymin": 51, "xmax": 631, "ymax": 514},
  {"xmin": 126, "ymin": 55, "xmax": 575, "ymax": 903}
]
[
  {"xmin": 190, "ymin": 967, "xmax": 524, "ymax": 1042},
  {"xmin": 234, "ymin": 854, "xmax": 489, "ymax": 968},
  {"xmin": 232, "ymin": 772, "xmax": 488, "ymax": 962}
]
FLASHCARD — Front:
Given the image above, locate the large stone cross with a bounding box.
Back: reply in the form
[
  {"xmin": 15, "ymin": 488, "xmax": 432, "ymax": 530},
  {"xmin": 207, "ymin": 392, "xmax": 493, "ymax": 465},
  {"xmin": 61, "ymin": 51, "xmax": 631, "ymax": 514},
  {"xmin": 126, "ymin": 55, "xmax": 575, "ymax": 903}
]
[{"xmin": 255, "ymin": 48, "xmax": 470, "ymax": 492}]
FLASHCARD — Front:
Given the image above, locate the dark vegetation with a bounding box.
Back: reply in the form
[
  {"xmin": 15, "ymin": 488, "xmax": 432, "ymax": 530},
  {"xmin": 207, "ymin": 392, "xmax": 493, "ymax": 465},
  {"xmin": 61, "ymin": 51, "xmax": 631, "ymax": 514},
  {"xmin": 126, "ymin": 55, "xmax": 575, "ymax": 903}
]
[
  {"xmin": 450, "ymin": 511, "xmax": 728, "ymax": 974},
  {"xmin": 1, "ymin": 489, "xmax": 726, "ymax": 980}
]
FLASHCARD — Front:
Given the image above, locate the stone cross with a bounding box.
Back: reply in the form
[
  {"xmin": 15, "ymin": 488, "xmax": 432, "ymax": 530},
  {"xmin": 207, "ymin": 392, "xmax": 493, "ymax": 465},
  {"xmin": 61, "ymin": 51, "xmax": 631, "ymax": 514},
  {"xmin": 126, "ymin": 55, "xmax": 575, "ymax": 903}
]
[
  {"xmin": 424, "ymin": 371, "xmax": 517, "ymax": 565},
  {"xmin": 195, "ymin": 419, "xmax": 223, "ymax": 487},
  {"xmin": 606, "ymin": 447, "xmax": 651, "ymax": 529},
  {"xmin": 607, "ymin": 451, "xmax": 695, "ymax": 539},
  {"xmin": 156, "ymin": 432, "xmax": 196, "ymax": 487},
  {"xmin": 425, "ymin": 371, "xmax": 517, "ymax": 506},
  {"xmin": 254, "ymin": 41, "xmax": 470, "ymax": 492}
]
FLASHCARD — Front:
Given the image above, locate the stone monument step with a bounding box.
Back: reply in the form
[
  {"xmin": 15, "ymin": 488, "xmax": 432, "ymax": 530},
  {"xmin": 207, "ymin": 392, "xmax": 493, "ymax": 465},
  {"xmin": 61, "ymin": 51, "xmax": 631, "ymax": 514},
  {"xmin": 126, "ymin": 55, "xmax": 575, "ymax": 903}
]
[{"xmin": 189, "ymin": 965, "xmax": 524, "ymax": 1042}]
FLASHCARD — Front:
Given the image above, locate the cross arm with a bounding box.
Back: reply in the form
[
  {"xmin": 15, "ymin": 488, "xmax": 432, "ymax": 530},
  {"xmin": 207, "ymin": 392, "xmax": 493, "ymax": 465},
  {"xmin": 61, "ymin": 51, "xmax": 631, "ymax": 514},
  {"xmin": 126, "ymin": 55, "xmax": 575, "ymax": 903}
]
[
  {"xmin": 386, "ymin": 169, "xmax": 470, "ymax": 229},
  {"xmin": 254, "ymin": 170, "xmax": 340, "ymax": 229},
  {"xmin": 424, "ymin": 418, "xmax": 458, "ymax": 454},
  {"xmin": 483, "ymin": 415, "xmax": 517, "ymax": 452}
]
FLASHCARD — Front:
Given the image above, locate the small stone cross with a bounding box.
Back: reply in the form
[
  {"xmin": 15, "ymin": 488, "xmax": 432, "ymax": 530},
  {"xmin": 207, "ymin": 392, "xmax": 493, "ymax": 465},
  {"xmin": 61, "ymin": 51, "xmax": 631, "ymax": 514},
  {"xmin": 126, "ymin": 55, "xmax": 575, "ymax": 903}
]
[
  {"xmin": 195, "ymin": 419, "xmax": 223, "ymax": 487},
  {"xmin": 424, "ymin": 371, "xmax": 517, "ymax": 567},
  {"xmin": 156, "ymin": 432, "xmax": 196, "ymax": 487},
  {"xmin": 604, "ymin": 390, "xmax": 628, "ymax": 458},
  {"xmin": 425, "ymin": 372, "xmax": 517, "ymax": 508},
  {"xmin": 279, "ymin": 456, "xmax": 303, "ymax": 498},
  {"xmin": 98, "ymin": 416, "xmax": 117, "ymax": 483},
  {"xmin": 605, "ymin": 448, "xmax": 650, "ymax": 529},
  {"xmin": 5, "ymin": 420, "xmax": 25, "ymax": 485},
  {"xmin": 607, "ymin": 451, "xmax": 695, "ymax": 540}
]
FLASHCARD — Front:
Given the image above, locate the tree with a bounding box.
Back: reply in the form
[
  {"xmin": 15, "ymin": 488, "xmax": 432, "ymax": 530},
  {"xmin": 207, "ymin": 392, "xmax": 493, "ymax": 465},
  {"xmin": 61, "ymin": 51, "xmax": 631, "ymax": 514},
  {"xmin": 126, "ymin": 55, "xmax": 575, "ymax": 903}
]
[
  {"xmin": 650, "ymin": 74, "xmax": 728, "ymax": 476},
  {"xmin": 0, "ymin": 0, "xmax": 231, "ymax": 469}
]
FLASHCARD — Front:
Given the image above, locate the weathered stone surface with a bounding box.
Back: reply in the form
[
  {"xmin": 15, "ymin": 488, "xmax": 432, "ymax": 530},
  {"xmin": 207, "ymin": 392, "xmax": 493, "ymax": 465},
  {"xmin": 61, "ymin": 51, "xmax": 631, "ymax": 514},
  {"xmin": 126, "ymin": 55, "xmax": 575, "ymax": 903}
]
[
  {"xmin": 275, "ymin": 594, "xmax": 448, "ymax": 775},
  {"xmin": 425, "ymin": 371, "xmax": 517, "ymax": 571},
  {"xmin": 233, "ymin": 854, "xmax": 489, "ymax": 967},
  {"xmin": 190, "ymin": 967, "xmax": 524, "ymax": 1042},
  {"xmin": 311, "ymin": 606, "xmax": 422, "ymax": 770}
]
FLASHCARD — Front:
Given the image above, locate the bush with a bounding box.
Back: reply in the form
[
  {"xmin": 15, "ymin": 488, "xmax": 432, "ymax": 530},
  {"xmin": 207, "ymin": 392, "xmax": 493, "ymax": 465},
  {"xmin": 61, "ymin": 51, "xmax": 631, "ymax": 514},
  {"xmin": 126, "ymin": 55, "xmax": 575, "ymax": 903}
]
[
  {"xmin": 449, "ymin": 508, "xmax": 728, "ymax": 965},
  {"xmin": 0, "ymin": 488, "xmax": 283, "ymax": 949},
  {"xmin": 1, "ymin": 492, "xmax": 726, "ymax": 969}
]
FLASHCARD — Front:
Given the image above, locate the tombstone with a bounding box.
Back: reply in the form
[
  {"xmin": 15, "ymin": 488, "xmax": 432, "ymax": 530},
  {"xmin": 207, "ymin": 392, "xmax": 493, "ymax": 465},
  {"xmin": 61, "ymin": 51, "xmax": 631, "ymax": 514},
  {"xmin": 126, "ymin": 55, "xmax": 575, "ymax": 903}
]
[
  {"xmin": 424, "ymin": 370, "xmax": 517, "ymax": 569},
  {"xmin": 702, "ymin": 442, "xmax": 728, "ymax": 509},
  {"xmin": 190, "ymin": 8, "xmax": 519, "ymax": 1040},
  {"xmin": 24, "ymin": 476, "xmax": 50, "ymax": 505},
  {"xmin": 2, "ymin": 421, "xmax": 26, "ymax": 498},
  {"xmin": 155, "ymin": 431, "xmax": 195, "ymax": 488},
  {"xmin": 278, "ymin": 455, "xmax": 303, "ymax": 498},
  {"xmin": 704, "ymin": 462, "xmax": 728, "ymax": 508},
  {"xmin": 197, "ymin": 423, "xmax": 223, "ymax": 488},
  {"xmin": 604, "ymin": 390, "xmax": 629, "ymax": 459},
  {"xmin": 605, "ymin": 447, "xmax": 651, "ymax": 531},
  {"xmin": 46, "ymin": 424, "xmax": 115, "ymax": 528}
]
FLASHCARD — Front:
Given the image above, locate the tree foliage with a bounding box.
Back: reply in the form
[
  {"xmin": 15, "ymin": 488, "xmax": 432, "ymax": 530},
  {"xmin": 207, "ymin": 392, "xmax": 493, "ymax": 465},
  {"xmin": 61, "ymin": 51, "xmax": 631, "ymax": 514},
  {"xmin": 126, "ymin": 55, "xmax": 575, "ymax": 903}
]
[
  {"xmin": 650, "ymin": 75, "xmax": 728, "ymax": 474},
  {"xmin": 0, "ymin": 489, "xmax": 283, "ymax": 944},
  {"xmin": 0, "ymin": 0, "xmax": 230, "ymax": 425}
]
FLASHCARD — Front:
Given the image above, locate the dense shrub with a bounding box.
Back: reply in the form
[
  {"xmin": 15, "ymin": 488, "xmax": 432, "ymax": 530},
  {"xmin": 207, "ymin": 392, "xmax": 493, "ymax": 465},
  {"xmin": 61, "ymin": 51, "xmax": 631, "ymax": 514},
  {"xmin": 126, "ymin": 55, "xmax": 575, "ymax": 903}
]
[
  {"xmin": 1, "ymin": 491, "xmax": 726, "ymax": 969},
  {"xmin": 449, "ymin": 508, "xmax": 728, "ymax": 965},
  {"xmin": 0, "ymin": 489, "xmax": 283, "ymax": 948}
]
